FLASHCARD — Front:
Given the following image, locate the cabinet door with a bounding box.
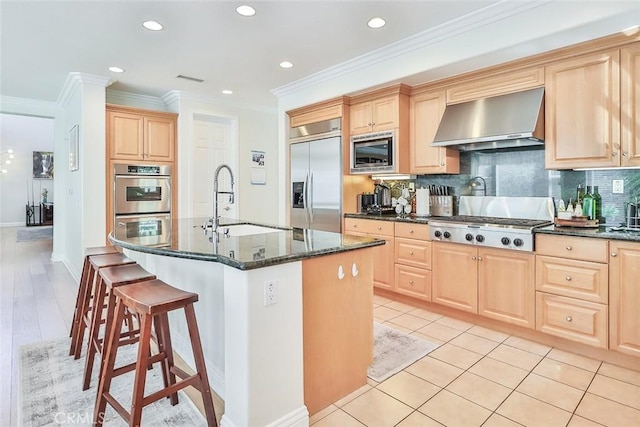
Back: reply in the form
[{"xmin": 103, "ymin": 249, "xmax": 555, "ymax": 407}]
[
  {"xmin": 371, "ymin": 234, "xmax": 395, "ymax": 290},
  {"xmin": 395, "ymin": 264, "xmax": 431, "ymax": 301},
  {"xmin": 478, "ymin": 249, "xmax": 535, "ymax": 329},
  {"xmin": 610, "ymin": 241, "xmax": 640, "ymax": 357},
  {"xmin": 431, "ymin": 242, "xmax": 477, "ymax": 313},
  {"xmin": 144, "ymin": 116, "xmax": 175, "ymax": 161},
  {"xmin": 621, "ymin": 43, "xmax": 640, "ymax": 167},
  {"xmin": 371, "ymin": 95, "xmax": 398, "ymax": 131},
  {"xmin": 545, "ymin": 49, "xmax": 620, "ymax": 169},
  {"xmin": 108, "ymin": 110, "xmax": 144, "ymax": 160},
  {"xmin": 350, "ymin": 102, "xmax": 373, "ymax": 135},
  {"xmin": 409, "ymin": 90, "xmax": 459, "ymax": 174}
]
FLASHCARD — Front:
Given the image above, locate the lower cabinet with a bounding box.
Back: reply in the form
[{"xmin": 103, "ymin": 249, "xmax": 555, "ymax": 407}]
[
  {"xmin": 432, "ymin": 242, "xmax": 535, "ymax": 327},
  {"xmin": 344, "ymin": 218, "xmax": 395, "ymax": 290},
  {"xmin": 394, "ymin": 222, "xmax": 431, "ymax": 301},
  {"xmin": 609, "ymin": 240, "xmax": 640, "ymax": 357}
]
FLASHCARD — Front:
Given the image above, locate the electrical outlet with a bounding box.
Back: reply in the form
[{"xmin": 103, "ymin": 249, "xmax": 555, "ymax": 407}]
[
  {"xmin": 264, "ymin": 280, "xmax": 277, "ymax": 306},
  {"xmin": 613, "ymin": 180, "xmax": 624, "ymax": 194}
]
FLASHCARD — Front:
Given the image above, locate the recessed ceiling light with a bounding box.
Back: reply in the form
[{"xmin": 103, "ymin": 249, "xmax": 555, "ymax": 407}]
[
  {"xmin": 142, "ymin": 20, "xmax": 163, "ymax": 31},
  {"xmin": 236, "ymin": 5, "xmax": 256, "ymax": 17},
  {"xmin": 108, "ymin": 66, "xmax": 125, "ymax": 73},
  {"xmin": 279, "ymin": 61, "xmax": 293, "ymax": 69},
  {"xmin": 222, "ymin": 89, "xmax": 233, "ymax": 95},
  {"xmin": 367, "ymin": 17, "xmax": 386, "ymax": 29}
]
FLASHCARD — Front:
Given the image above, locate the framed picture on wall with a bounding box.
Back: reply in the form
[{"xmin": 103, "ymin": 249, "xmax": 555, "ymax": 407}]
[
  {"xmin": 33, "ymin": 150, "xmax": 54, "ymax": 179},
  {"xmin": 69, "ymin": 125, "xmax": 79, "ymax": 171}
]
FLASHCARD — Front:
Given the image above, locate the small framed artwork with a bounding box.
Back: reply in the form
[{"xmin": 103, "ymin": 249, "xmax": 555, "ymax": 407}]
[
  {"xmin": 250, "ymin": 150, "xmax": 266, "ymax": 185},
  {"xmin": 69, "ymin": 125, "xmax": 79, "ymax": 172},
  {"xmin": 33, "ymin": 151, "xmax": 54, "ymax": 179}
]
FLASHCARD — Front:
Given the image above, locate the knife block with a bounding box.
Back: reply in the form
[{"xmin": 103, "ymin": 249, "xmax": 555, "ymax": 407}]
[{"xmin": 430, "ymin": 196, "xmax": 453, "ymax": 217}]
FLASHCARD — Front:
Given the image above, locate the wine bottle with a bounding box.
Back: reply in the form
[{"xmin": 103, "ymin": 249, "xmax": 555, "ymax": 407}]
[
  {"xmin": 582, "ymin": 186, "xmax": 594, "ymax": 219},
  {"xmin": 593, "ymin": 185, "xmax": 602, "ymax": 223}
]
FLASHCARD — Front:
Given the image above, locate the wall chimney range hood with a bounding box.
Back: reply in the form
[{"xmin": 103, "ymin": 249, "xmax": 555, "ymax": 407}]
[{"xmin": 431, "ymin": 87, "xmax": 545, "ymax": 151}]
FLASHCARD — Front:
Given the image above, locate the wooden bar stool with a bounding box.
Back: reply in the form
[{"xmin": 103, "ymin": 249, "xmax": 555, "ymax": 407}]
[
  {"xmin": 70, "ymin": 253, "xmax": 136, "ymax": 359},
  {"xmin": 82, "ymin": 263, "xmax": 156, "ymax": 391},
  {"xmin": 94, "ymin": 279, "xmax": 217, "ymax": 427},
  {"xmin": 69, "ymin": 246, "xmax": 120, "ymax": 355}
]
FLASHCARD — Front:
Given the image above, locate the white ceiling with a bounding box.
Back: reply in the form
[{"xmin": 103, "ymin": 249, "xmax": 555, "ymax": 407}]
[{"xmin": 1, "ymin": 1, "xmax": 638, "ymax": 110}]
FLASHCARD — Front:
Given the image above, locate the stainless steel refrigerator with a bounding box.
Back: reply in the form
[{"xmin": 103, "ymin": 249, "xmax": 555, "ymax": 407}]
[{"xmin": 290, "ymin": 118, "xmax": 342, "ymax": 233}]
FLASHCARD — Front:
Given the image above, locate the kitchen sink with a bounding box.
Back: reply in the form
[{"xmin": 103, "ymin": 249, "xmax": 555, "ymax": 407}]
[{"xmin": 218, "ymin": 224, "xmax": 287, "ymax": 237}]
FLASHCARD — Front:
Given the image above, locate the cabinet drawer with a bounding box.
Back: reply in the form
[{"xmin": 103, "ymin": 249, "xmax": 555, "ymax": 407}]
[
  {"xmin": 344, "ymin": 218, "xmax": 394, "ymax": 237},
  {"xmin": 394, "ymin": 222, "xmax": 429, "ymax": 239},
  {"xmin": 536, "ymin": 234, "xmax": 608, "ymax": 263},
  {"xmin": 395, "ymin": 264, "xmax": 431, "ymax": 301},
  {"xmin": 395, "ymin": 238, "xmax": 431, "ymax": 269},
  {"xmin": 536, "ymin": 292, "xmax": 608, "ymax": 348},
  {"xmin": 536, "ymin": 256, "xmax": 608, "ymax": 303}
]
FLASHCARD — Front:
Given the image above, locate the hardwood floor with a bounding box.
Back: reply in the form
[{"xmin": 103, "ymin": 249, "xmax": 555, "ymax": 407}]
[{"xmin": 0, "ymin": 226, "xmax": 77, "ymax": 427}]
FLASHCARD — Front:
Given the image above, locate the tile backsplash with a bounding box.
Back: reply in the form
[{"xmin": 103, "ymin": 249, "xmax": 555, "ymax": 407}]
[{"xmin": 405, "ymin": 148, "xmax": 640, "ymax": 226}]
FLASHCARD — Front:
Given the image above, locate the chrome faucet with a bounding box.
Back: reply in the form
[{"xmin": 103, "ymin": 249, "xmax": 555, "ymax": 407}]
[{"xmin": 212, "ymin": 164, "xmax": 235, "ymax": 233}]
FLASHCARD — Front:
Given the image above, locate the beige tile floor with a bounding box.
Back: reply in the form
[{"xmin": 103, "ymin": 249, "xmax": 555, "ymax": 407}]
[{"xmin": 310, "ymin": 294, "xmax": 640, "ymax": 427}]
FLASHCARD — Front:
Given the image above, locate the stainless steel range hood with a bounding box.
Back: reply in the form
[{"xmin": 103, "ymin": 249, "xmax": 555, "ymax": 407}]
[{"xmin": 431, "ymin": 87, "xmax": 544, "ymax": 151}]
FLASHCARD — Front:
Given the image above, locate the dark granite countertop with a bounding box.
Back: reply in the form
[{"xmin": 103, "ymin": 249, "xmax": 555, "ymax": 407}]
[
  {"xmin": 109, "ymin": 217, "xmax": 385, "ymax": 271},
  {"xmin": 534, "ymin": 225, "xmax": 640, "ymax": 242},
  {"xmin": 344, "ymin": 212, "xmax": 431, "ymax": 224}
]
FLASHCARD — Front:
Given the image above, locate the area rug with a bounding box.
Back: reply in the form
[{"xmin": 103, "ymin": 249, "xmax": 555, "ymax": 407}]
[
  {"xmin": 19, "ymin": 338, "xmax": 207, "ymax": 426},
  {"xmin": 16, "ymin": 226, "xmax": 53, "ymax": 242},
  {"xmin": 368, "ymin": 322, "xmax": 439, "ymax": 383}
]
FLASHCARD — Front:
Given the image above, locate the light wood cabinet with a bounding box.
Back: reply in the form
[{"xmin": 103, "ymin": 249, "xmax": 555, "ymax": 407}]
[
  {"xmin": 409, "ymin": 89, "xmax": 459, "ymax": 174},
  {"xmin": 536, "ymin": 292, "xmax": 608, "ymax": 348},
  {"xmin": 446, "ymin": 67, "xmax": 544, "ymax": 105},
  {"xmin": 621, "ymin": 43, "xmax": 640, "ymax": 167},
  {"xmin": 287, "ymin": 96, "xmax": 348, "ymax": 128},
  {"xmin": 544, "ymin": 49, "xmax": 621, "ymax": 169},
  {"xmin": 431, "ymin": 242, "xmax": 477, "ymax": 313},
  {"xmin": 609, "ymin": 240, "xmax": 640, "ymax": 357},
  {"xmin": 350, "ymin": 95, "xmax": 399, "ymax": 134},
  {"xmin": 394, "ymin": 222, "xmax": 431, "ymax": 301},
  {"xmin": 107, "ymin": 104, "xmax": 177, "ymax": 162},
  {"xmin": 535, "ymin": 234, "xmax": 609, "ymax": 348},
  {"xmin": 478, "ymin": 248, "xmax": 536, "ymax": 329},
  {"xmin": 344, "ymin": 218, "xmax": 394, "ymax": 290},
  {"xmin": 302, "ymin": 248, "xmax": 373, "ymax": 414}
]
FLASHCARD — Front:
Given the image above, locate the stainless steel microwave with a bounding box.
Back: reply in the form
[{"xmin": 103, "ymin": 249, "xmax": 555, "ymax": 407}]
[{"xmin": 350, "ymin": 130, "xmax": 396, "ymax": 174}]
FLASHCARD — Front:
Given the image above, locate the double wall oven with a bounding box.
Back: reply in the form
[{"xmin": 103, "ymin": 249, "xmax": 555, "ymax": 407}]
[{"xmin": 113, "ymin": 164, "xmax": 172, "ymax": 247}]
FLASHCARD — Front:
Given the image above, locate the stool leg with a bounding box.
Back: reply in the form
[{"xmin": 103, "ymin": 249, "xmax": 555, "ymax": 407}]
[
  {"xmin": 69, "ymin": 256, "xmax": 90, "ymax": 339},
  {"xmin": 155, "ymin": 313, "xmax": 178, "ymax": 405},
  {"xmin": 83, "ymin": 275, "xmax": 107, "ymax": 390},
  {"xmin": 71, "ymin": 265, "xmax": 97, "ymax": 359},
  {"xmin": 94, "ymin": 298, "xmax": 126, "ymax": 426},
  {"xmin": 184, "ymin": 304, "xmax": 217, "ymax": 427},
  {"xmin": 130, "ymin": 313, "xmax": 153, "ymax": 427}
]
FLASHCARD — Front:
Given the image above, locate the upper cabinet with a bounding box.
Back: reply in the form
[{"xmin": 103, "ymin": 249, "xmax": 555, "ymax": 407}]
[
  {"xmin": 446, "ymin": 67, "xmax": 545, "ymax": 105},
  {"xmin": 621, "ymin": 43, "xmax": 640, "ymax": 167},
  {"xmin": 409, "ymin": 89, "xmax": 459, "ymax": 174},
  {"xmin": 107, "ymin": 104, "xmax": 177, "ymax": 162},
  {"xmin": 349, "ymin": 84, "xmax": 410, "ymax": 135},
  {"xmin": 288, "ymin": 96, "xmax": 348, "ymax": 128},
  {"xmin": 545, "ymin": 48, "xmax": 622, "ymax": 169}
]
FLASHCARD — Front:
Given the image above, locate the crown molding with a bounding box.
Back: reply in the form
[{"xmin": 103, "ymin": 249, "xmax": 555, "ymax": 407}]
[
  {"xmin": 163, "ymin": 90, "xmax": 277, "ymax": 114},
  {"xmin": 0, "ymin": 95, "xmax": 61, "ymax": 116},
  {"xmin": 272, "ymin": 0, "xmax": 551, "ymax": 98},
  {"xmin": 57, "ymin": 72, "xmax": 113, "ymax": 107},
  {"xmin": 107, "ymin": 89, "xmax": 169, "ymax": 111}
]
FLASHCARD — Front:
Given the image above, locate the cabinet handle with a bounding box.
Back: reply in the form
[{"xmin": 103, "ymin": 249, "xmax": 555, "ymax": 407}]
[
  {"xmin": 377, "ymin": 226, "xmax": 382, "ymax": 230},
  {"xmin": 611, "ymin": 252, "xmax": 617, "ymax": 257},
  {"xmin": 441, "ymin": 162, "xmax": 445, "ymax": 166},
  {"xmin": 566, "ymin": 316, "xmax": 573, "ymax": 322},
  {"xmin": 477, "ymin": 256, "xmax": 483, "ymax": 261},
  {"xmin": 353, "ymin": 224, "xmax": 357, "ymax": 228},
  {"xmin": 565, "ymin": 276, "xmax": 572, "ymax": 281},
  {"xmin": 622, "ymin": 151, "xmax": 628, "ymax": 157},
  {"xmin": 472, "ymin": 256, "xmax": 477, "ymax": 260},
  {"xmin": 409, "ymin": 280, "xmax": 414, "ymax": 285},
  {"xmin": 409, "ymin": 251, "xmax": 414, "ymax": 255},
  {"xmin": 612, "ymin": 152, "xmax": 618, "ymax": 157},
  {"xmin": 409, "ymin": 229, "xmax": 414, "ymax": 233},
  {"xmin": 565, "ymin": 246, "xmax": 572, "ymax": 251}
]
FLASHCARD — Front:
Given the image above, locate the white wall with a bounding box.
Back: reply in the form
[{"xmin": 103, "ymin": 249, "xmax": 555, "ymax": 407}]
[{"xmin": 0, "ymin": 114, "xmax": 55, "ymax": 226}]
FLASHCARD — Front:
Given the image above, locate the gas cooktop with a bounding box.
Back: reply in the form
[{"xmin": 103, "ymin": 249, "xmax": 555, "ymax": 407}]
[{"xmin": 430, "ymin": 215, "xmax": 553, "ymax": 229}]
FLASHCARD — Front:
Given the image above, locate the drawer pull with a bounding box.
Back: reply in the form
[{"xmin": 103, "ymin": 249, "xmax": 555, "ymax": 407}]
[
  {"xmin": 472, "ymin": 256, "xmax": 477, "ymax": 260},
  {"xmin": 611, "ymin": 252, "xmax": 617, "ymax": 257},
  {"xmin": 566, "ymin": 316, "xmax": 573, "ymax": 322},
  {"xmin": 565, "ymin": 246, "xmax": 572, "ymax": 251},
  {"xmin": 377, "ymin": 226, "xmax": 382, "ymax": 230},
  {"xmin": 565, "ymin": 276, "xmax": 572, "ymax": 281},
  {"xmin": 353, "ymin": 224, "xmax": 357, "ymax": 228},
  {"xmin": 410, "ymin": 229, "xmax": 414, "ymax": 233},
  {"xmin": 409, "ymin": 280, "xmax": 414, "ymax": 285},
  {"xmin": 409, "ymin": 251, "xmax": 414, "ymax": 255}
]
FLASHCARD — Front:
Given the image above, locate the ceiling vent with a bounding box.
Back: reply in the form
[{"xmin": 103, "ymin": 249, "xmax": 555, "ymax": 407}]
[{"xmin": 176, "ymin": 74, "xmax": 205, "ymax": 83}]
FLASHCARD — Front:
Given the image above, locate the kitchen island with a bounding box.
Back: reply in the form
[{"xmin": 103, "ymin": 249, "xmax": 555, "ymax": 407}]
[{"xmin": 109, "ymin": 217, "xmax": 384, "ymax": 427}]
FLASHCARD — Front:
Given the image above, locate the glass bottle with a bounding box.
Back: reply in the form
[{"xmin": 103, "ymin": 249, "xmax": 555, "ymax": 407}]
[
  {"xmin": 582, "ymin": 186, "xmax": 594, "ymax": 219},
  {"xmin": 576, "ymin": 184, "xmax": 585, "ymax": 207},
  {"xmin": 593, "ymin": 185, "xmax": 602, "ymax": 223}
]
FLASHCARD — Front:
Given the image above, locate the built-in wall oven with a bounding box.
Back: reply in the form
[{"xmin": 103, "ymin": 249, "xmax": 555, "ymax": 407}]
[{"xmin": 114, "ymin": 164, "xmax": 172, "ymax": 246}]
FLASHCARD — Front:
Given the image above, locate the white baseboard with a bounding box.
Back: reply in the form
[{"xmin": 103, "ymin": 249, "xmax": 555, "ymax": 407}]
[{"xmin": 0, "ymin": 222, "xmax": 26, "ymax": 227}]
